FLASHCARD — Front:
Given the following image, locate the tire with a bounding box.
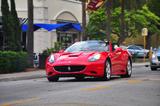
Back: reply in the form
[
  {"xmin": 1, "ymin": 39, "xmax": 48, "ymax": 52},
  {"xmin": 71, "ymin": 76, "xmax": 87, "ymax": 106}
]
[
  {"xmin": 121, "ymin": 59, "xmax": 132, "ymax": 78},
  {"xmin": 151, "ymin": 67, "xmax": 157, "ymax": 71},
  {"xmin": 103, "ymin": 60, "xmax": 111, "ymax": 81},
  {"xmin": 75, "ymin": 76, "xmax": 84, "ymax": 81},
  {"xmin": 47, "ymin": 76, "xmax": 59, "ymax": 82}
]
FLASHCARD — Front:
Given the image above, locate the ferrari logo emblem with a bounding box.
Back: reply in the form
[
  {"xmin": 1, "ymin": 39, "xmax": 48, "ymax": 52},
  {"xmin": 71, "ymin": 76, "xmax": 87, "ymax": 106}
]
[{"xmin": 68, "ymin": 66, "xmax": 71, "ymax": 71}]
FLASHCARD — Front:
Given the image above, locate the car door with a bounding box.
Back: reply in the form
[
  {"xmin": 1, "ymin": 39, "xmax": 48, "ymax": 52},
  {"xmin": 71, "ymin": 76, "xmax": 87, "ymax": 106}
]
[{"xmin": 110, "ymin": 46, "xmax": 123, "ymax": 74}]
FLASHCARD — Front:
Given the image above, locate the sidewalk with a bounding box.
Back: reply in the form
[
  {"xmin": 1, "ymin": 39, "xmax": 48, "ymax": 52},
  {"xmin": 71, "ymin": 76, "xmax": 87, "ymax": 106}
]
[
  {"xmin": 0, "ymin": 62, "xmax": 149, "ymax": 82},
  {"xmin": 132, "ymin": 62, "xmax": 149, "ymax": 67},
  {"xmin": 0, "ymin": 69, "xmax": 46, "ymax": 82}
]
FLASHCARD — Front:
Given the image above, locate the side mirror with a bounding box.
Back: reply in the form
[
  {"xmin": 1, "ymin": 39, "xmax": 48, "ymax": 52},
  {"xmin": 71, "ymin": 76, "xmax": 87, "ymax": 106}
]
[
  {"xmin": 59, "ymin": 50, "xmax": 64, "ymax": 53},
  {"xmin": 115, "ymin": 47, "xmax": 122, "ymax": 52}
]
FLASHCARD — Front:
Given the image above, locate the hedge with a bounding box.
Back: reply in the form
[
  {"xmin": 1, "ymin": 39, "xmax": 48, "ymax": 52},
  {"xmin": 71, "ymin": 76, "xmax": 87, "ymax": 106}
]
[
  {"xmin": 39, "ymin": 42, "xmax": 63, "ymax": 69},
  {"xmin": 38, "ymin": 48, "xmax": 54, "ymax": 69},
  {"xmin": 0, "ymin": 51, "xmax": 29, "ymax": 74}
]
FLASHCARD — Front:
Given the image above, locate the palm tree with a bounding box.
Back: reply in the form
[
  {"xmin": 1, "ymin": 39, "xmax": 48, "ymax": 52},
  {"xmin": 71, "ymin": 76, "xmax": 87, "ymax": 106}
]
[
  {"xmin": 82, "ymin": 0, "xmax": 87, "ymax": 40},
  {"xmin": 27, "ymin": 0, "xmax": 34, "ymax": 66},
  {"xmin": 105, "ymin": 0, "xmax": 112, "ymax": 41}
]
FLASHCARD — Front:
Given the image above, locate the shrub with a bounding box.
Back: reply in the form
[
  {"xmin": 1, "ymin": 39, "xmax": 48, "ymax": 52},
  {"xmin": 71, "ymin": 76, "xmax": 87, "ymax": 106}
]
[
  {"xmin": 39, "ymin": 48, "xmax": 56, "ymax": 69},
  {"xmin": 0, "ymin": 51, "xmax": 28, "ymax": 74},
  {"xmin": 38, "ymin": 42, "xmax": 63, "ymax": 69}
]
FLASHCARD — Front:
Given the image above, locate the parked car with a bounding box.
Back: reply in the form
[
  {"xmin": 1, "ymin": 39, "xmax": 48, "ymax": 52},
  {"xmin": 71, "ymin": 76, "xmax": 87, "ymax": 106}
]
[
  {"xmin": 127, "ymin": 45, "xmax": 149, "ymax": 58},
  {"xmin": 119, "ymin": 45, "xmax": 128, "ymax": 50},
  {"xmin": 150, "ymin": 48, "xmax": 160, "ymax": 70},
  {"xmin": 45, "ymin": 40, "xmax": 132, "ymax": 82}
]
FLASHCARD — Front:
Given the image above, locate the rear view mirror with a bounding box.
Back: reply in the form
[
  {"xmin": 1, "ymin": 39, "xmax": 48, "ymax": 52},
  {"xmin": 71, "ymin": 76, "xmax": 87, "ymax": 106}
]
[{"xmin": 115, "ymin": 47, "xmax": 122, "ymax": 52}]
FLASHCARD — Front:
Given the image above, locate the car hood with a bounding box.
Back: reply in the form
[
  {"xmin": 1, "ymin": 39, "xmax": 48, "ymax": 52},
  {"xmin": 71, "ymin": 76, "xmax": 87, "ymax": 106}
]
[
  {"xmin": 137, "ymin": 49, "xmax": 149, "ymax": 53},
  {"xmin": 155, "ymin": 51, "xmax": 160, "ymax": 56},
  {"xmin": 53, "ymin": 51, "xmax": 101, "ymax": 63}
]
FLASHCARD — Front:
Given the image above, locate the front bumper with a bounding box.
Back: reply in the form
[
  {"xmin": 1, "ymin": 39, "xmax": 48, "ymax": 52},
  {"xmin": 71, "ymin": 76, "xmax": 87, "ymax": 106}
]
[
  {"xmin": 150, "ymin": 61, "xmax": 160, "ymax": 68},
  {"xmin": 46, "ymin": 61, "xmax": 105, "ymax": 78}
]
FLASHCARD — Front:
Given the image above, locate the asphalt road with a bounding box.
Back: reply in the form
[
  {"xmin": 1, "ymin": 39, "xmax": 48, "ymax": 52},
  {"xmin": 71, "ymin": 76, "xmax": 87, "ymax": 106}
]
[{"xmin": 0, "ymin": 66, "xmax": 160, "ymax": 106}]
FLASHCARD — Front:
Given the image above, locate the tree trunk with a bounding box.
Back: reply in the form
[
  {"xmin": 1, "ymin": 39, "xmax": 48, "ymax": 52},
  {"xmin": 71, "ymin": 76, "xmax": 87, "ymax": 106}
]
[
  {"xmin": 155, "ymin": 33, "xmax": 159, "ymax": 48},
  {"xmin": 119, "ymin": 0, "xmax": 125, "ymax": 45},
  {"xmin": 82, "ymin": 0, "xmax": 86, "ymax": 40},
  {"xmin": 146, "ymin": 31, "xmax": 151, "ymax": 49},
  {"xmin": 27, "ymin": 0, "xmax": 34, "ymax": 67},
  {"xmin": 105, "ymin": 0, "xmax": 112, "ymax": 41}
]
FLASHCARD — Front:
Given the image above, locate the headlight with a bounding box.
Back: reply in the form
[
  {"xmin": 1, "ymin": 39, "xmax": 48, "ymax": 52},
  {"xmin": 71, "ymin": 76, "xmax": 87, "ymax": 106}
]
[
  {"xmin": 88, "ymin": 54, "xmax": 101, "ymax": 62},
  {"xmin": 48, "ymin": 54, "xmax": 55, "ymax": 63},
  {"xmin": 152, "ymin": 53, "xmax": 158, "ymax": 62},
  {"xmin": 152, "ymin": 54, "xmax": 156, "ymax": 59}
]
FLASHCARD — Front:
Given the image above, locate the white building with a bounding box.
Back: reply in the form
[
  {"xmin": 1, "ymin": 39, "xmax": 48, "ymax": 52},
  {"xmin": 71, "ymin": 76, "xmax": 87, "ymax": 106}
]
[{"xmin": 0, "ymin": 0, "xmax": 83, "ymax": 53}]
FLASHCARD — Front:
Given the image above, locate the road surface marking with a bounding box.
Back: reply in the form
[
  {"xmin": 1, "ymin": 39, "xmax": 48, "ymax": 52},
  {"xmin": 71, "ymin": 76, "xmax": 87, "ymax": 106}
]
[
  {"xmin": 0, "ymin": 97, "xmax": 39, "ymax": 106},
  {"xmin": 127, "ymin": 80, "xmax": 142, "ymax": 84},
  {"xmin": 81, "ymin": 85, "xmax": 111, "ymax": 91}
]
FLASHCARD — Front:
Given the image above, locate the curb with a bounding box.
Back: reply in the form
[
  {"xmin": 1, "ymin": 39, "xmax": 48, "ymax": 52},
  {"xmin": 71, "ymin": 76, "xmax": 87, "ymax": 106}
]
[
  {"xmin": 0, "ymin": 70, "xmax": 46, "ymax": 82},
  {"xmin": 132, "ymin": 62, "xmax": 150, "ymax": 68},
  {"xmin": 0, "ymin": 75, "xmax": 46, "ymax": 82}
]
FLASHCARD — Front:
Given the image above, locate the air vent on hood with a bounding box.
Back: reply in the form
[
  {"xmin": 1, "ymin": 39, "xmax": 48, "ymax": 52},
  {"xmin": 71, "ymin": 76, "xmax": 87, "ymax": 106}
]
[{"xmin": 69, "ymin": 55, "xmax": 79, "ymax": 57}]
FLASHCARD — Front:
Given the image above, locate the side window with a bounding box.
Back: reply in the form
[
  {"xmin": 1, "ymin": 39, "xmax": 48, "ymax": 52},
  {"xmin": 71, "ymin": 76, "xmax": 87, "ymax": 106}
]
[
  {"xmin": 128, "ymin": 46, "xmax": 134, "ymax": 49},
  {"xmin": 134, "ymin": 46, "xmax": 141, "ymax": 50}
]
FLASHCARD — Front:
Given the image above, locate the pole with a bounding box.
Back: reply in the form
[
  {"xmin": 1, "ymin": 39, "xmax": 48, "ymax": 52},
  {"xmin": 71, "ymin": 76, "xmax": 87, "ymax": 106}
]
[
  {"xmin": 142, "ymin": 28, "xmax": 148, "ymax": 62},
  {"xmin": 82, "ymin": 0, "xmax": 86, "ymax": 41},
  {"xmin": 27, "ymin": 0, "xmax": 34, "ymax": 67},
  {"xmin": 143, "ymin": 36, "xmax": 146, "ymax": 62}
]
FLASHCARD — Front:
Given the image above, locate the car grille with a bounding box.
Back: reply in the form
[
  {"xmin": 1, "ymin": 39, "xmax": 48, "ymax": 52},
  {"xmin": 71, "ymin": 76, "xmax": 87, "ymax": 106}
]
[
  {"xmin": 158, "ymin": 56, "xmax": 160, "ymax": 61},
  {"xmin": 54, "ymin": 65, "xmax": 86, "ymax": 72}
]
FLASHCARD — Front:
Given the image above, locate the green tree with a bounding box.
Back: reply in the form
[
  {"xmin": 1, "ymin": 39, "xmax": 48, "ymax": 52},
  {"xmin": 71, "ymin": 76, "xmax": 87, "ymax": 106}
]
[
  {"xmin": 1, "ymin": 0, "xmax": 16, "ymax": 50},
  {"xmin": 86, "ymin": 5, "xmax": 160, "ymax": 44},
  {"xmin": 147, "ymin": 0, "xmax": 160, "ymax": 17},
  {"xmin": 136, "ymin": 5, "xmax": 160, "ymax": 49},
  {"xmin": 147, "ymin": 0, "xmax": 160, "ymax": 48},
  {"xmin": 86, "ymin": 8, "xmax": 107, "ymax": 40},
  {"xmin": 10, "ymin": 0, "xmax": 22, "ymax": 51}
]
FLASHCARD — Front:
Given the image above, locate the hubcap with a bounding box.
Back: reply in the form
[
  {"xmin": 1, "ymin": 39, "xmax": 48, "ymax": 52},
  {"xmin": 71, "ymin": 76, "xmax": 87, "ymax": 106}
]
[
  {"xmin": 106, "ymin": 62, "xmax": 111, "ymax": 79},
  {"xmin": 127, "ymin": 60, "xmax": 132, "ymax": 75}
]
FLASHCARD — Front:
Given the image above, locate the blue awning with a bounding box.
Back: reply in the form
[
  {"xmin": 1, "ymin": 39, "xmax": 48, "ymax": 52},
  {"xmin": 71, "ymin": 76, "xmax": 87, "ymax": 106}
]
[
  {"xmin": 72, "ymin": 23, "xmax": 82, "ymax": 31},
  {"xmin": 22, "ymin": 24, "xmax": 41, "ymax": 32},
  {"xmin": 21, "ymin": 23, "xmax": 81, "ymax": 32}
]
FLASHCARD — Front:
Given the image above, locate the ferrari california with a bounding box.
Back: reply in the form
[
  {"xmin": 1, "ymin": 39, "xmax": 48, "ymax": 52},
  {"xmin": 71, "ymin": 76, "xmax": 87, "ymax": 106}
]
[{"xmin": 45, "ymin": 40, "xmax": 132, "ymax": 82}]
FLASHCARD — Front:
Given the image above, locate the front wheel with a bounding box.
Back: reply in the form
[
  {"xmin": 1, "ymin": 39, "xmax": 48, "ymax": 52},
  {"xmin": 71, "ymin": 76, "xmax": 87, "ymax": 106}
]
[
  {"xmin": 47, "ymin": 76, "xmax": 59, "ymax": 82},
  {"xmin": 151, "ymin": 67, "xmax": 157, "ymax": 71},
  {"xmin": 121, "ymin": 59, "xmax": 132, "ymax": 78},
  {"xmin": 103, "ymin": 60, "xmax": 111, "ymax": 81}
]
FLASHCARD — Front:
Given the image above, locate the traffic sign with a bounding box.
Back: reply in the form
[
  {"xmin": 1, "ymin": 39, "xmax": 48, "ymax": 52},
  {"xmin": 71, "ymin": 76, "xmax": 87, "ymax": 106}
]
[
  {"xmin": 87, "ymin": 0, "xmax": 104, "ymax": 10},
  {"xmin": 142, "ymin": 28, "xmax": 148, "ymax": 36}
]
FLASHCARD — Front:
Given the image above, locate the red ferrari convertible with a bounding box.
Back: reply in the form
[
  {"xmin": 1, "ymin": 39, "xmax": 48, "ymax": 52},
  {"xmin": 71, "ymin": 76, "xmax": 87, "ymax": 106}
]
[{"xmin": 45, "ymin": 40, "xmax": 132, "ymax": 82}]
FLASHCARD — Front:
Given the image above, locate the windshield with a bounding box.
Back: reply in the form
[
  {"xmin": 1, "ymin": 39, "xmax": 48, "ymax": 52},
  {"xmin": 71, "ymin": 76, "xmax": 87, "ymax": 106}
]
[
  {"xmin": 157, "ymin": 49, "xmax": 160, "ymax": 53},
  {"xmin": 64, "ymin": 41, "xmax": 109, "ymax": 52},
  {"xmin": 128, "ymin": 45, "xmax": 142, "ymax": 50}
]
